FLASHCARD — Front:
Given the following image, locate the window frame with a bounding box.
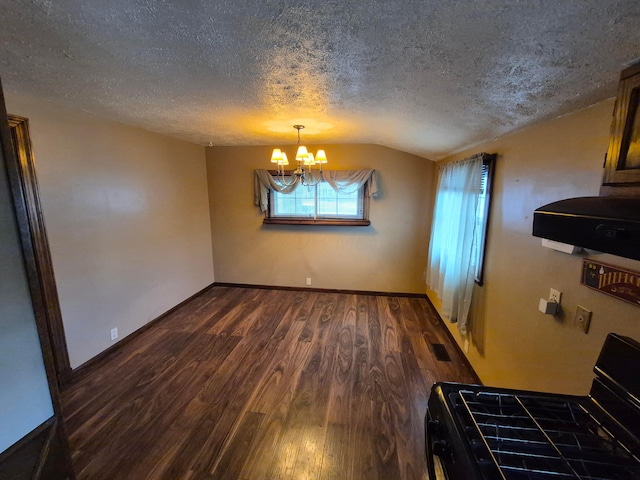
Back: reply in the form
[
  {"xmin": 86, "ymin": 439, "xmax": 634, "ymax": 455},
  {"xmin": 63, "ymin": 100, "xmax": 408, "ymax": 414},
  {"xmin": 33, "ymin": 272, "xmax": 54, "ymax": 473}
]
[
  {"xmin": 474, "ymin": 154, "xmax": 496, "ymax": 286},
  {"xmin": 263, "ymin": 171, "xmax": 371, "ymax": 226}
]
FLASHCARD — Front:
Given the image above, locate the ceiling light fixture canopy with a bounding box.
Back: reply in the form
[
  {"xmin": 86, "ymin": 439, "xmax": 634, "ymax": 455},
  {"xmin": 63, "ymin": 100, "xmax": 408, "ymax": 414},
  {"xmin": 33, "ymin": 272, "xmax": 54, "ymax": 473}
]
[{"xmin": 270, "ymin": 125, "xmax": 327, "ymax": 186}]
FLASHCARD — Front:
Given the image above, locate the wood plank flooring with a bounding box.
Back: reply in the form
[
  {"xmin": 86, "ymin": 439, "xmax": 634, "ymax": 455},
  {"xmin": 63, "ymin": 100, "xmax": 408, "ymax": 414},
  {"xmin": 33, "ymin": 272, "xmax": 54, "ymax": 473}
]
[{"xmin": 61, "ymin": 286, "xmax": 478, "ymax": 480}]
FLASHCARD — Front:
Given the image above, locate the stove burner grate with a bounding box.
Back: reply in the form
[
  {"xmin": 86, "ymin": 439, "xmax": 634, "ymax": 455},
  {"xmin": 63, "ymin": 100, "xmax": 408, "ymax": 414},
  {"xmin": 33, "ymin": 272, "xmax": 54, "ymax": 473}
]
[{"xmin": 453, "ymin": 390, "xmax": 640, "ymax": 480}]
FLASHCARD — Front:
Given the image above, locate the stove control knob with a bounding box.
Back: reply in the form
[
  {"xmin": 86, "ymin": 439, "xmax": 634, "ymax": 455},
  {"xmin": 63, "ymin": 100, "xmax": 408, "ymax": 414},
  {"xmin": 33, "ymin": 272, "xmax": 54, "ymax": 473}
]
[
  {"xmin": 432, "ymin": 440, "xmax": 450, "ymax": 458},
  {"xmin": 427, "ymin": 419, "xmax": 442, "ymax": 436}
]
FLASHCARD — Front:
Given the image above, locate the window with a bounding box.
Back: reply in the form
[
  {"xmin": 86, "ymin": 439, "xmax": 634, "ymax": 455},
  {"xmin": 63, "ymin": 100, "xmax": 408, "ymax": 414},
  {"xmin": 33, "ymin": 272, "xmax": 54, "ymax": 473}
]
[
  {"xmin": 425, "ymin": 152, "xmax": 496, "ymax": 333},
  {"xmin": 473, "ymin": 156, "xmax": 496, "ymax": 285},
  {"xmin": 265, "ymin": 177, "xmax": 370, "ymax": 226},
  {"xmin": 254, "ymin": 169, "xmax": 377, "ymax": 225}
]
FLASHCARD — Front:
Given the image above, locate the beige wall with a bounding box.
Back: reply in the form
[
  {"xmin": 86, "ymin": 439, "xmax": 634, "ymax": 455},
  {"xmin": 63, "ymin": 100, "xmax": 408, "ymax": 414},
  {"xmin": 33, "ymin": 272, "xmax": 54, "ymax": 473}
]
[
  {"xmin": 9, "ymin": 90, "xmax": 633, "ymax": 396},
  {"xmin": 430, "ymin": 99, "xmax": 640, "ymax": 395},
  {"xmin": 207, "ymin": 144, "xmax": 434, "ymax": 293},
  {"xmin": 5, "ymin": 94, "xmax": 215, "ymax": 368}
]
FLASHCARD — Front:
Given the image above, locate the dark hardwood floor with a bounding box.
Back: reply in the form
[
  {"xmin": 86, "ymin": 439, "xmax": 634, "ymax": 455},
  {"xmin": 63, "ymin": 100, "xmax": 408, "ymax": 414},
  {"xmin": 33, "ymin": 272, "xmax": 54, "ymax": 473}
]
[{"xmin": 61, "ymin": 286, "xmax": 478, "ymax": 480}]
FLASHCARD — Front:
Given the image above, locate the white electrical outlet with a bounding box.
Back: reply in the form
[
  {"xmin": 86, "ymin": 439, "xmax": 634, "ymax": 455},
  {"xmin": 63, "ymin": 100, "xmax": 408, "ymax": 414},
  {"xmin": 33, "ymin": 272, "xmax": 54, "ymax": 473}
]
[
  {"xmin": 549, "ymin": 288, "xmax": 562, "ymax": 304},
  {"xmin": 306, "ymin": 277, "xmax": 312, "ymax": 286},
  {"xmin": 110, "ymin": 327, "xmax": 118, "ymax": 341}
]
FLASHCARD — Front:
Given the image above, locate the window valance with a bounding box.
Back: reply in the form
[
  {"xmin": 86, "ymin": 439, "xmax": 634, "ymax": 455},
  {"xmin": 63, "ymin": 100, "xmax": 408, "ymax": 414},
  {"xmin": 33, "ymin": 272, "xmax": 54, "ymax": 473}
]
[{"xmin": 254, "ymin": 169, "xmax": 378, "ymax": 212}]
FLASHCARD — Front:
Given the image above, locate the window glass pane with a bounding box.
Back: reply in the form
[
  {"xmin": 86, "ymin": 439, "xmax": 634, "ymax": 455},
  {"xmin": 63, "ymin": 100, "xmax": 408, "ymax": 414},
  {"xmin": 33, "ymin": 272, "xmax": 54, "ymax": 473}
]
[
  {"xmin": 473, "ymin": 160, "xmax": 493, "ymax": 284},
  {"xmin": 273, "ymin": 184, "xmax": 315, "ymax": 217},
  {"xmin": 336, "ymin": 195, "xmax": 358, "ymax": 216},
  {"xmin": 270, "ymin": 180, "xmax": 365, "ymax": 220},
  {"xmin": 317, "ymin": 182, "xmax": 359, "ymax": 217}
]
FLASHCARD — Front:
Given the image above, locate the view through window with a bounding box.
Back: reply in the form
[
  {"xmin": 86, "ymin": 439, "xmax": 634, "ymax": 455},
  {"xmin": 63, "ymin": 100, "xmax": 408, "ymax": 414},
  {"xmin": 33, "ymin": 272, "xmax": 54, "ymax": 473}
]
[{"xmin": 270, "ymin": 181, "xmax": 364, "ymax": 220}]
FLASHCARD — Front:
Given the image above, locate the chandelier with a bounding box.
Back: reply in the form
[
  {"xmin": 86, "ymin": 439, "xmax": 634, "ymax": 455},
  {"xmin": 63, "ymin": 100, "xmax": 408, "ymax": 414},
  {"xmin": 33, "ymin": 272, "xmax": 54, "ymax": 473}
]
[{"xmin": 270, "ymin": 125, "xmax": 327, "ymax": 186}]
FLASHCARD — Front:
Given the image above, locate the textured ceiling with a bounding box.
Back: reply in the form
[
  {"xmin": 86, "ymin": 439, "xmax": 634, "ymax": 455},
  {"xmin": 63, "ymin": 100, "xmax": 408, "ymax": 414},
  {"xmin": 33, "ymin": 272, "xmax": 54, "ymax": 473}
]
[{"xmin": 2, "ymin": 1, "xmax": 640, "ymax": 159}]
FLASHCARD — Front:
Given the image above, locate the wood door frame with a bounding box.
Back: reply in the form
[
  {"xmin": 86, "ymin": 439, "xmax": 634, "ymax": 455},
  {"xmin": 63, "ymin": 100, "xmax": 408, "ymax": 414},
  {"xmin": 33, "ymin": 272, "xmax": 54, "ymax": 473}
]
[
  {"xmin": 7, "ymin": 114, "xmax": 72, "ymax": 386},
  {"xmin": 1, "ymin": 82, "xmax": 75, "ymax": 478}
]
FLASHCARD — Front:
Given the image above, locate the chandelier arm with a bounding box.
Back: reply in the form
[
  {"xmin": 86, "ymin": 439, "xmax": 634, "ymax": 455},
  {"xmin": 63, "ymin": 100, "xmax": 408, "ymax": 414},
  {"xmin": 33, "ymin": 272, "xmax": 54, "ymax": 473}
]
[
  {"xmin": 275, "ymin": 165, "xmax": 299, "ymax": 187},
  {"xmin": 277, "ymin": 171, "xmax": 297, "ymax": 187},
  {"xmin": 302, "ymin": 176, "xmax": 321, "ymax": 187},
  {"xmin": 302, "ymin": 169, "xmax": 322, "ymax": 187}
]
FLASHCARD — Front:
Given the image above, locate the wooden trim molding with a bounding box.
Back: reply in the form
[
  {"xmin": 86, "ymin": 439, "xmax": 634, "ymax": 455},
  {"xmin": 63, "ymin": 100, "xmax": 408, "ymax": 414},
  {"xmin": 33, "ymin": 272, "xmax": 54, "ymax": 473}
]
[
  {"xmin": 1, "ymin": 87, "xmax": 75, "ymax": 478},
  {"xmin": 69, "ymin": 281, "xmax": 481, "ymax": 390},
  {"xmin": 7, "ymin": 114, "xmax": 72, "ymax": 385},
  {"xmin": 69, "ymin": 282, "xmax": 442, "ymax": 380},
  {"xmin": 263, "ymin": 218, "xmax": 371, "ymax": 226},
  {"xmin": 68, "ymin": 282, "xmax": 216, "ymax": 382},
  {"xmin": 422, "ymin": 294, "xmax": 483, "ymax": 385},
  {"xmin": 0, "ymin": 417, "xmax": 71, "ymax": 480},
  {"xmin": 599, "ymin": 184, "xmax": 640, "ymax": 197},
  {"xmin": 602, "ymin": 61, "xmax": 640, "ymax": 189},
  {"xmin": 212, "ymin": 282, "xmax": 429, "ymax": 298},
  {"xmin": 215, "ymin": 283, "xmax": 481, "ymax": 384}
]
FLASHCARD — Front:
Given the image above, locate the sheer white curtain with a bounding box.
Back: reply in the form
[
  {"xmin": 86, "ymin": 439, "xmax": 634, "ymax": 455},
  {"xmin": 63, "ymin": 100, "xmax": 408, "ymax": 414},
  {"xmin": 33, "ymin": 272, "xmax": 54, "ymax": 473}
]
[{"xmin": 426, "ymin": 155, "xmax": 483, "ymax": 334}]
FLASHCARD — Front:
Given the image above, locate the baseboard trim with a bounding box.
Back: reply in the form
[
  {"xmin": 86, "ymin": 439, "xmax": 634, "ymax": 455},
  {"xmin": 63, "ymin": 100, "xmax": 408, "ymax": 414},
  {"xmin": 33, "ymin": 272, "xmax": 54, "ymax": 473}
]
[
  {"xmin": 67, "ymin": 282, "xmax": 216, "ymax": 383},
  {"xmin": 422, "ymin": 294, "xmax": 483, "ymax": 385},
  {"xmin": 0, "ymin": 416, "xmax": 74, "ymax": 480},
  {"xmin": 212, "ymin": 282, "xmax": 428, "ymax": 298},
  {"xmin": 32, "ymin": 418, "xmax": 57, "ymax": 480},
  {"xmin": 66, "ymin": 281, "xmax": 481, "ymax": 387},
  {"xmin": 0, "ymin": 417, "xmax": 55, "ymax": 464},
  {"xmin": 215, "ymin": 283, "xmax": 481, "ymax": 383}
]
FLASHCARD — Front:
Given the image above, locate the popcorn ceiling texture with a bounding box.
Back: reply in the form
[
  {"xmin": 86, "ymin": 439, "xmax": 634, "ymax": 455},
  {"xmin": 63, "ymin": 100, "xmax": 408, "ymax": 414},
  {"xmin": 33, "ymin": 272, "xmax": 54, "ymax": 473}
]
[{"xmin": 2, "ymin": 0, "xmax": 640, "ymax": 159}]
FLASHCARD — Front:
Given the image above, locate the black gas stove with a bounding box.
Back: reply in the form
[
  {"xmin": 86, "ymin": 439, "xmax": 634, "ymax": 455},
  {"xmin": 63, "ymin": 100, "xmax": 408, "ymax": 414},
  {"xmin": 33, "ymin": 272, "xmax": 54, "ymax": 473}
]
[{"xmin": 425, "ymin": 333, "xmax": 640, "ymax": 479}]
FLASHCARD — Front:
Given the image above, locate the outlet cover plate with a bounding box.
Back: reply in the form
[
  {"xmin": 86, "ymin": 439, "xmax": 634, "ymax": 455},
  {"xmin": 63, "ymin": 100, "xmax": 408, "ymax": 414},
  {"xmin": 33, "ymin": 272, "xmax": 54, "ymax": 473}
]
[
  {"xmin": 574, "ymin": 306, "xmax": 592, "ymax": 334},
  {"xmin": 549, "ymin": 288, "xmax": 562, "ymax": 304},
  {"xmin": 110, "ymin": 327, "xmax": 118, "ymax": 341}
]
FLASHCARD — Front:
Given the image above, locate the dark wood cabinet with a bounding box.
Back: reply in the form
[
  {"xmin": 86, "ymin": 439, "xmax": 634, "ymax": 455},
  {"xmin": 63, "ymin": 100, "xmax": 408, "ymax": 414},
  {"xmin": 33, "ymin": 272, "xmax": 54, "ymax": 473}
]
[{"xmin": 602, "ymin": 62, "xmax": 640, "ymax": 195}]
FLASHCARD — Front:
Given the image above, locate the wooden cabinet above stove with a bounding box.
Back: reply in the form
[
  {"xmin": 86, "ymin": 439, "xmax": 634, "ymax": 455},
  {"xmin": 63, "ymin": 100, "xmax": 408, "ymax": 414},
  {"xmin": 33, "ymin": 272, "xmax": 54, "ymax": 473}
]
[{"xmin": 602, "ymin": 62, "xmax": 640, "ymax": 196}]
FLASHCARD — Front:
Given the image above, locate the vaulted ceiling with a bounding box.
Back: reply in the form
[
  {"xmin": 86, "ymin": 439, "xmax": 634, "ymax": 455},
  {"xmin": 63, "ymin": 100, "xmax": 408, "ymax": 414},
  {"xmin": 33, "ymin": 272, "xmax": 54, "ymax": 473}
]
[{"xmin": 2, "ymin": 1, "xmax": 640, "ymax": 159}]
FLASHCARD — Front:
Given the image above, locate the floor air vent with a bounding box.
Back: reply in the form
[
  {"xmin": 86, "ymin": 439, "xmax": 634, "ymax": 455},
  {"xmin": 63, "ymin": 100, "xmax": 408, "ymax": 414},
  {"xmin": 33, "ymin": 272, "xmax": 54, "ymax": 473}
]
[{"xmin": 431, "ymin": 343, "xmax": 451, "ymax": 362}]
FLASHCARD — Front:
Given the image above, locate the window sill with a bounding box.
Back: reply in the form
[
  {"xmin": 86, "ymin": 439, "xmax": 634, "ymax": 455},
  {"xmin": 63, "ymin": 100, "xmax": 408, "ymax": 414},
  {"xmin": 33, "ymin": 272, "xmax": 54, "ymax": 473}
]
[{"xmin": 263, "ymin": 218, "xmax": 371, "ymax": 226}]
